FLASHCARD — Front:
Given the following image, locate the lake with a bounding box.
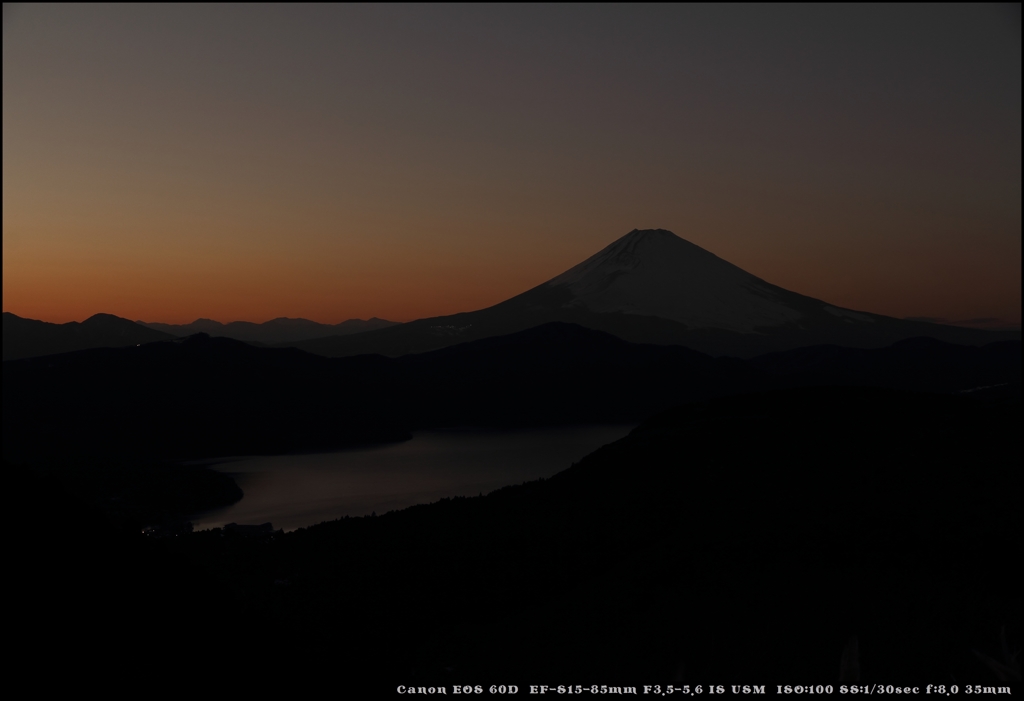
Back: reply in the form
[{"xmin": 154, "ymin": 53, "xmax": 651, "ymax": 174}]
[{"xmin": 188, "ymin": 424, "xmax": 635, "ymax": 532}]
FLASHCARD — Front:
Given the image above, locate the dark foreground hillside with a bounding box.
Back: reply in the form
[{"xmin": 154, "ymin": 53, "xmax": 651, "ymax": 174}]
[
  {"xmin": 142, "ymin": 387, "xmax": 1018, "ymax": 687},
  {"xmin": 2, "ymin": 333, "xmax": 412, "ymax": 460},
  {"xmin": 4, "ymin": 323, "xmax": 1019, "ymax": 461},
  {"xmin": 9, "ymin": 464, "xmax": 261, "ymax": 686}
]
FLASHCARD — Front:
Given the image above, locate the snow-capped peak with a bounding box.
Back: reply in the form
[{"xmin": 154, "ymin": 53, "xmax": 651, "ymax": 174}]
[{"xmin": 545, "ymin": 229, "xmax": 802, "ymax": 333}]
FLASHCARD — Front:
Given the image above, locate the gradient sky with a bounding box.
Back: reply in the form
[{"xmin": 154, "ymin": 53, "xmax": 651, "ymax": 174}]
[{"xmin": 3, "ymin": 4, "xmax": 1020, "ymax": 327}]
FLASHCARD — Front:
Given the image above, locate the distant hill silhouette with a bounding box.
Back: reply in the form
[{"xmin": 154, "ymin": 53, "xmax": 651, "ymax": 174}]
[
  {"xmin": 2, "ymin": 312, "xmax": 175, "ymax": 361},
  {"xmin": 2, "ymin": 333, "xmax": 410, "ymax": 460},
  {"xmin": 750, "ymin": 335, "xmax": 1022, "ymax": 395},
  {"xmin": 10, "ymin": 230, "xmax": 1016, "ymax": 362},
  {"xmin": 4, "ymin": 322, "xmax": 1018, "ymax": 460},
  {"xmin": 284, "ymin": 229, "xmax": 1019, "ymax": 359},
  {"xmin": 139, "ymin": 316, "xmax": 398, "ymax": 345}
]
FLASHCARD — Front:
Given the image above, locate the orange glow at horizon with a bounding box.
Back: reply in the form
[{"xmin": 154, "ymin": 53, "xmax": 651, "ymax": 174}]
[{"xmin": 3, "ymin": 5, "xmax": 1020, "ymax": 329}]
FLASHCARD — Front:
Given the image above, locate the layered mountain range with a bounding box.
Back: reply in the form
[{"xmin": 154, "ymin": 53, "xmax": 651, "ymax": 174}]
[
  {"xmin": 4, "ymin": 322, "xmax": 1018, "ymax": 461},
  {"xmin": 288, "ymin": 229, "xmax": 1018, "ymax": 358},
  {"xmin": 2, "ymin": 312, "xmax": 175, "ymax": 361},
  {"xmin": 4, "ymin": 229, "xmax": 1017, "ymax": 361},
  {"xmin": 1, "ymin": 312, "xmax": 397, "ymax": 361},
  {"xmin": 138, "ymin": 316, "xmax": 398, "ymax": 345}
]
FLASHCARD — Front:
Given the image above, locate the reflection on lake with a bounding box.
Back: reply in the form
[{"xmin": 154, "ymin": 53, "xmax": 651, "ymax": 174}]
[{"xmin": 189, "ymin": 424, "xmax": 634, "ymax": 532}]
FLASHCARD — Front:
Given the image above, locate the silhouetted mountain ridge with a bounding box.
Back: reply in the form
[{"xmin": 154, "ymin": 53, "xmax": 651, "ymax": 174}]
[
  {"xmin": 285, "ymin": 229, "xmax": 1019, "ymax": 359},
  {"xmin": 139, "ymin": 316, "xmax": 399, "ymax": 345},
  {"xmin": 4, "ymin": 322, "xmax": 1018, "ymax": 460},
  {"xmin": 2, "ymin": 312, "xmax": 176, "ymax": 361},
  {"xmin": 3, "ymin": 332, "xmax": 410, "ymax": 459},
  {"xmin": 8, "ymin": 229, "xmax": 1016, "ymax": 362}
]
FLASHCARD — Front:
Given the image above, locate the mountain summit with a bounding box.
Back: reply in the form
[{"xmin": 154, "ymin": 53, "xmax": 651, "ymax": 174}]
[
  {"xmin": 288, "ymin": 228, "xmax": 1017, "ymax": 358},
  {"xmin": 2, "ymin": 312, "xmax": 175, "ymax": 361},
  {"xmin": 3, "ymin": 230, "xmax": 1018, "ymax": 361},
  {"xmin": 546, "ymin": 229, "xmax": 803, "ymax": 332}
]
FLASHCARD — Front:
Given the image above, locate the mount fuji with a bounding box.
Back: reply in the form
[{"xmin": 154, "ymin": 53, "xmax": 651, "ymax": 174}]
[{"xmin": 290, "ymin": 229, "xmax": 1018, "ymax": 358}]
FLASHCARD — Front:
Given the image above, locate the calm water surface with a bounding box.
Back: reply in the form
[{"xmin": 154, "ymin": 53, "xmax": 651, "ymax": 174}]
[{"xmin": 189, "ymin": 424, "xmax": 634, "ymax": 532}]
